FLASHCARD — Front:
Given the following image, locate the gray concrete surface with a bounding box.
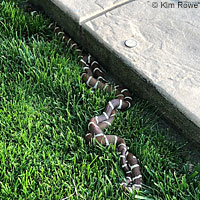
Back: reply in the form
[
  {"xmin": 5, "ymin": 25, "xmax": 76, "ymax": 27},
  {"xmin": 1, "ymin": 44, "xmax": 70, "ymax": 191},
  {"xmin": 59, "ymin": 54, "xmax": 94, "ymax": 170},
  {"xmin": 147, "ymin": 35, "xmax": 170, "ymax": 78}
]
[{"xmin": 30, "ymin": 0, "xmax": 200, "ymax": 145}]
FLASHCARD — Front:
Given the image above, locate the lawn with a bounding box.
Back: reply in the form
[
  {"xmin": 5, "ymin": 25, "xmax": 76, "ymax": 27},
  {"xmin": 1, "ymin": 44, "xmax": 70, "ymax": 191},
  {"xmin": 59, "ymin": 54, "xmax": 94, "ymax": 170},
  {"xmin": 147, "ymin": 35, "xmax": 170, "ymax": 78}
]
[{"xmin": 0, "ymin": 0, "xmax": 199, "ymax": 199}]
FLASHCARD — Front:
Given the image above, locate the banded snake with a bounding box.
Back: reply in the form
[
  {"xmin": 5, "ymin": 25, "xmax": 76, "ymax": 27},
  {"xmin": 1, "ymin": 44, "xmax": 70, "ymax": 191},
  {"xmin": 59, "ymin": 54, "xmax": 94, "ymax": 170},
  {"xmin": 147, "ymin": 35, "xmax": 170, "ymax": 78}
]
[{"xmin": 29, "ymin": 8, "xmax": 143, "ymax": 193}]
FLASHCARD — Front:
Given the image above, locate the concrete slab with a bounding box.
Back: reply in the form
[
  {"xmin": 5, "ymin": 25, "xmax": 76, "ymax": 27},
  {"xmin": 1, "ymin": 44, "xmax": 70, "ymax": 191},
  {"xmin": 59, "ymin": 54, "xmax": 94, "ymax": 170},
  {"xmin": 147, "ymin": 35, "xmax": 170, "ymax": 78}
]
[
  {"xmin": 30, "ymin": 0, "xmax": 200, "ymax": 145},
  {"xmin": 83, "ymin": 0, "xmax": 200, "ymax": 143}
]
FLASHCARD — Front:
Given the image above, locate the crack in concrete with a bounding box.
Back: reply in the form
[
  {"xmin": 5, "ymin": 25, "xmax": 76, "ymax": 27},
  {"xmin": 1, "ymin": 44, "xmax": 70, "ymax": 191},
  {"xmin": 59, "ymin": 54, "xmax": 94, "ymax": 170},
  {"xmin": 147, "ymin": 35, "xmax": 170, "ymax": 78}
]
[{"xmin": 79, "ymin": 0, "xmax": 135, "ymax": 25}]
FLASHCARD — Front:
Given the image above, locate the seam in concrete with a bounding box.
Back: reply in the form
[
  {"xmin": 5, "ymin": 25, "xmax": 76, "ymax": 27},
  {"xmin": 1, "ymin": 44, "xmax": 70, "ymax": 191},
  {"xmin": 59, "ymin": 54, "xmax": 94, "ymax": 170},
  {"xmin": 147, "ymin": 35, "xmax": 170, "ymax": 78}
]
[{"xmin": 79, "ymin": 0, "xmax": 135, "ymax": 25}]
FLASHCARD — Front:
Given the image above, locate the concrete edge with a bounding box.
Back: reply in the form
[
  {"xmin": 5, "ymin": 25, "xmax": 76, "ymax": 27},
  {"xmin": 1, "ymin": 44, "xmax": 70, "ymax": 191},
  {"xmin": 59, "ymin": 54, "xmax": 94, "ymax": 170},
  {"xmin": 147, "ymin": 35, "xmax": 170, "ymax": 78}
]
[{"xmin": 30, "ymin": 0, "xmax": 200, "ymax": 146}]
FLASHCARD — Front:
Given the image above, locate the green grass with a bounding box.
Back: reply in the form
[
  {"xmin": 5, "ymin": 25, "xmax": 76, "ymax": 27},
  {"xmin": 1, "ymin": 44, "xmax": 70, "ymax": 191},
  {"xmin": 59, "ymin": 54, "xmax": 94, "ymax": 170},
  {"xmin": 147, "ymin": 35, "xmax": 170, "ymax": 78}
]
[{"xmin": 0, "ymin": 0, "xmax": 199, "ymax": 199}]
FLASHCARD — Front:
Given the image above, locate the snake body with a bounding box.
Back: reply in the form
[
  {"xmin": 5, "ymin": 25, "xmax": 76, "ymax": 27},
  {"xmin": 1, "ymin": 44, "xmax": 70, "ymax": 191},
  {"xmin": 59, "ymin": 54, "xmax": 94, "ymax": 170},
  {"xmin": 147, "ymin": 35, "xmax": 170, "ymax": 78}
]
[
  {"xmin": 48, "ymin": 22, "xmax": 143, "ymax": 192},
  {"xmin": 28, "ymin": 7, "xmax": 142, "ymax": 192}
]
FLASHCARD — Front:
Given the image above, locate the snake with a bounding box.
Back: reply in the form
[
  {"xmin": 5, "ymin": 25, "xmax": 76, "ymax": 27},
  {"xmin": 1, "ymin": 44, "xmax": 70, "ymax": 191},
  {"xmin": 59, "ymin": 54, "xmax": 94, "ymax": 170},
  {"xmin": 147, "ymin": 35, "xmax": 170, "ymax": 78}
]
[{"xmin": 28, "ymin": 8, "xmax": 142, "ymax": 193}]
